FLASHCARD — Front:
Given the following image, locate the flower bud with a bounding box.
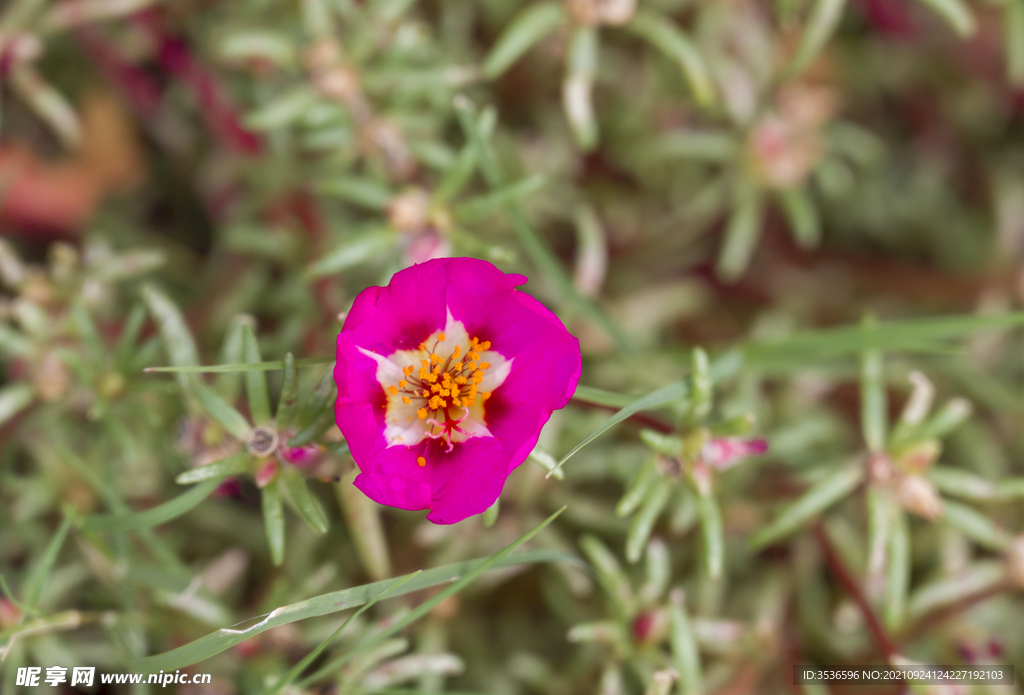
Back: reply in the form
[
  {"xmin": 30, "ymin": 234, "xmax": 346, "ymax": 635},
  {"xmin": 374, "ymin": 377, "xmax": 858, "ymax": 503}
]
[{"xmin": 897, "ymin": 474, "xmax": 943, "ymax": 521}]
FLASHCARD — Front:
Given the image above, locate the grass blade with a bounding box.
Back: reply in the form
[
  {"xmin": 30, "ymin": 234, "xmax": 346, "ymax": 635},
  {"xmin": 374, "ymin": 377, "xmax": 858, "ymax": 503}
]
[
  {"xmin": 481, "ymin": 2, "xmax": 565, "ymax": 79},
  {"xmin": 135, "ymin": 548, "xmax": 574, "ymax": 671},
  {"xmin": 23, "ymin": 510, "xmax": 74, "ymax": 611},
  {"xmin": 80, "ymin": 479, "xmax": 223, "ymax": 532}
]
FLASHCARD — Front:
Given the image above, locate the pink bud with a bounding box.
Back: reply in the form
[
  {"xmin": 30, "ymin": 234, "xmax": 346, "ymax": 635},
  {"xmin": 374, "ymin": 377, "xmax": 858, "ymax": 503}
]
[
  {"xmin": 255, "ymin": 459, "xmax": 279, "ymax": 488},
  {"xmin": 277, "ymin": 441, "xmax": 324, "ymax": 469},
  {"xmin": 701, "ymin": 438, "xmax": 767, "ymax": 470}
]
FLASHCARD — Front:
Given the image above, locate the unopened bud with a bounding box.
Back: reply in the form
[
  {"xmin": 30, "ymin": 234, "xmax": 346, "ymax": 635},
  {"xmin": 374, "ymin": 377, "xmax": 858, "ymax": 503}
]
[{"xmin": 898, "ymin": 474, "xmax": 943, "ymax": 521}]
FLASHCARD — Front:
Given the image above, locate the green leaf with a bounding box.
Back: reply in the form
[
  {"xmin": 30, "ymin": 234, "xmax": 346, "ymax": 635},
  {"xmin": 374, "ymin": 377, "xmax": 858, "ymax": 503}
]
[
  {"xmin": 907, "ymin": 561, "xmax": 1007, "ymax": 619},
  {"xmin": 306, "ymin": 228, "xmax": 400, "ymax": 278},
  {"xmin": 262, "ymin": 480, "xmax": 286, "ymax": 566},
  {"xmin": 884, "ymin": 506, "xmax": 909, "ymax": 631},
  {"xmin": 453, "ymin": 174, "xmax": 546, "ymax": 221},
  {"xmin": 262, "ymin": 572, "xmax": 420, "ymax": 695},
  {"xmin": 625, "ymin": 479, "xmax": 671, "ymax": 563},
  {"xmin": 288, "ymin": 407, "xmax": 336, "ymax": 447},
  {"xmin": 244, "ymin": 87, "xmax": 317, "ymax": 130},
  {"xmin": 748, "ymin": 463, "xmax": 864, "ymax": 549},
  {"xmin": 280, "ymin": 468, "xmax": 328, "ymax": 534},
  {"xmin": 0, "ymin": 383, "xmax": 34, "ymax": 427},
  {"xmin": 193, "ymin": 380, "xmax": 252, "ymax": 441},
  {"xmin": 695, "ymin": 488, "xmax": 724, "ymax": 580},
  {"xmin": 689, "ymin": 347, "xmax": 712, "ymax": 423},
  {"xmin": 859, "ymin": 316, "xmax": 887, "ymax": 453},
  {"xmin": 564, "ymin": 26, "xmax": 599, "ymax": 150},
  {"xmin": 580, "ymin": 535, "xmax": 635, "ymax": 620},
  {"xmin": 175, "ymin": 452, "xmax": 252, "ymax": 485},
  {"xmin": 616, "ymin": 457, "xmax": 658, "ymax": 517},
  {"xmin": 132, "ymin": 554, "xmax": 578, "ymax": 672},
  {"xmin": 787, "ymin": 0, "xmax": 847, "ymax": 76},
  {"xmin": 276, "ymin": 353, "xmax": 300, "ymax": 430},
  {"xmin": 745, "ymin": 313, "xmax": 1024, "ymax": 365},
  {"xmin": 214, "ymin": 316, "xmax": 248, "ymax": 400},
  {"xmin": 23, "ymin": 510, "xmax": 74, "ymax": 611},
  {"xmin": 114, "ymin": 302, "xmax": 147, "ymax": 373},
  {"xmin": 481, "ymin": 2, "xmax": 565, "ymax": 79},
  {"xmin": 317, "ymin": 178, "xmax": 393, "ymax": 210},
  {"xmin": 626, "ymin": 9, "xmax": 715, "ymax": 106},
  {"xmin": 141, "ymin": 284, "xmax": 199, "ymax": 395},
  {"xmin": 145, "ymin": 357, "xmax": 334, "ymax": 373},
  {"xmin": 554, "ymin": 353, "xmax": 741, "ymax": 474},
  {"xmin": 242, "ymin": 323, "xmax": 272, "ymax": 425},
  {"xmin": 572, "ymin": 385, "xmax": 641, "ymax": 409},
  {"xmin": 297, "ymin": 508, "xmax": 567, "ymax": 687},
  {"xmin": 942, "ymin": 500, "xmax": 1012, "ymax": 551},
  {"xmin": 777, "ymin": 186, "xmax": 821, "ymax": 249},
  {"xmin": 81, "ymin": 479, "xmax": 223, "ymax": 532},
  {"xmin": 669, "ymin": 596, "xmax": 702, "ymax": 695},
  {"xmin": 915, "ymin": 0, "xmax": 975, "ymax": 37},
  {"xmin": 715, "ymin": 185, "xmax": 763, "ymax": 283}
]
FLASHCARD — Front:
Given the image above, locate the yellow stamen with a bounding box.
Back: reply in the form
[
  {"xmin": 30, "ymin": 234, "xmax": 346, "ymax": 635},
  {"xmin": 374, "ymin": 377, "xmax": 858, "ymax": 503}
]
[
  {"xmin": 437, "ymin": 332, "xmax": 446, "ymax": 341},
  {"xmin": 417, "ymin": 408, "xmax": 427, "ymax": 419},
  {"xmin": 417, "ymin": 456, "xmax": 426, "ymax": 467},
  {"xmin": 388, "ymin": 385, "xmax": 398, "ymax": 395},
  {"xmin": 402, "ymin": 396, "xmax": 411, "ymax": 404}
]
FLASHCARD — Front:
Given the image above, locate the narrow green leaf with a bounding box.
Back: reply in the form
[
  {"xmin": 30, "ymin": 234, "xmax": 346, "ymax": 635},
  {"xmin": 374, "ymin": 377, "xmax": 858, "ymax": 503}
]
[
  {"xmin": 263, "ymin": 480, "xmax": 286, "ymax": 566},
  {"xmin": 715, "ymin": 185, "xmax": 763, "ymax": 282},
  {"xmin": 0, "ymin": 383, "xmax": 34, "ymax": 427},
  {"xmin": 625, "ymin": 479, "xmax": 671, "ymax": 563},
  {"xmin": 244, "ymin": 87, "xmax": 317, "ymax": 130},
  {"xmin": 280, "ymin": 468, "xmax": 328, "ymax": 535},
  {"xmin": 145, "ymin": 357, "xmax": 334, "ymax": 373},
  {"xmin": 306, "ymin": 228, "xmax": 399, "ymax": 278},
  {"xmin": 24, "ymin": 510, "xmax": 74, "ymax": 610},
  {"xmin": 136, "ymin": 549, "xmax": 574, "ymax": 671},
  {"xmin": 481, "ymin": 2, "xmax": 565, "ymax": 79},
  {"xmin": 746, "ymin": 313, "xmax": 1024, "ymax": 364},
  {"xmin": 114, "ymin": 302, "xmax": 147, "ymax": 372},
  {"xmin": 572, "ymin": 385, "xmax": 640, "ymax": 409},
  {"xmin": 689, "ymin": 347, "xmax": 712, "ymax": 422},
  {"xmin": 298, "ymin": 366, "xmax": 338, "ymax": 428},
  {"xmin": 288, "ymin": 407, "xmax": 336, "ymax": 447},
  {"xmin": 884, "ymin": 507, "xmax": 909, "ymax": 631},
  {"xmin": 262, "ymin": 572, "xmax": 420, "ymax": 695},
  {"xmin": 696, "ymin": 488, "xmax": 724, "ymax": 580},
  {"xmin": 927, "ymin": 466, "xmax": 999, "ymax": 502},
  {"xmin": 563, "ymin": 26, "xmax": 599, "ymax": 150},
  {"xmin": 778, "ymin": 186, "xmax": 821, "ymax": 249},
  {"xmin": 193, "ymin": 381, "xmax": 252, "ymax": 441},
  {"xmin": 298, "ymin": 509, "xmax": 567, "ymax": 687},
  {"xmin": 626, "ymin": 9, "xmax": 715, "ymax": 106},
  {"xmin": 276, "ymin": 353, "xmax": 300, "ymax": 430},
  {"xmin": 317, "ymin": 178, "xmax": 393, "ymax": 210},
  {"xmin": 242, "ymin": 323, "xmax": 272, "ymax": 425},
  {"xmin": 452, "ymin": 174, "xmax": 545, "ymax": 221},
  {"xmin": 942, "ymin": 500, "xmax": 1012, "ymax": 551},
  {"xmin": 616, "ymin": 457, "xmax": 658, "ymax": 517},
  {"xmin": 749, "ymin": 463, "xmax": 864, "ymax": 549},
  {"xmin": 907, "ymin": 561, "xmax": 1007, "ymax": 619},
  {"xmin": 214, "ymin": 316, "xmax": 248, "ymax": 400},
  {"xmin": 669, "ymin": 596, "xmax": 702, "ymax": 695},
  {"xmin": 787, "ymin": 0, "xmax": 847, "ymax": 76},
  {"xmin": 859, "ymin": 316, "xmax": 887, "ymax": 453},
  {"xmin": 580, "ymin": 535, "xmax": 635, "ymax": 620},
  {"xmin": 81, "ymin": 479, "xmax": 223, "ymax": 532},
  {"xmin": 141, "ymin": 284, "xmax": 199, "ymax": 394},
  {"xmin": 916, "ymin": 0, "xmax": 975, "ymax": 37},
  {"xmin": 176, "ymin": 452, "xmax": 252, "ymax": 485},
  {"xmin": 555, "ymin": 354, "xmax": 741, "ymax": 474}
]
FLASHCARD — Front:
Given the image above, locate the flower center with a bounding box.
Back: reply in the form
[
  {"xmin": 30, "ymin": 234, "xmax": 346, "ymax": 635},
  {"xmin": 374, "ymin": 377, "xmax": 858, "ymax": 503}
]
[
  {"xmin": 388, "ymin": 333, "xmax": 494, "ymax": 456},
  {"xmin": 358, "ymin": 310, "xmax": 513, "ymax": 461}
]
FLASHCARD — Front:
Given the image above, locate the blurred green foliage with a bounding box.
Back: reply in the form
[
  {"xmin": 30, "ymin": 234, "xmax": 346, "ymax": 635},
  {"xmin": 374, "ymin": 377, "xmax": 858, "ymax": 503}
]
[{"xmin": 3, "ymin": 0, "xmax": 1024, "ymax": 693}]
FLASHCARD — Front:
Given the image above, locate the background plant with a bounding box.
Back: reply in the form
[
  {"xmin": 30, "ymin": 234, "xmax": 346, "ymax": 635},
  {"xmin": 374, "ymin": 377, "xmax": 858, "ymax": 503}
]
[{"xmin": 3, "ymin": 1, "xmax": 1024, "ymax": 694}]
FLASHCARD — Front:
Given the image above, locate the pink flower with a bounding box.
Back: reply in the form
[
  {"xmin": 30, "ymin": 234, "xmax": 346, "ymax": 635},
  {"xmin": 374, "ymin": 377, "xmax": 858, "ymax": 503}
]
[
  {"xmin": 334, "ymin": 257, "xmax": 582, "ymax": 524},
  {"xmin": 700, "ymin": 437, "xmax": 767, "ymax": 470}
]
